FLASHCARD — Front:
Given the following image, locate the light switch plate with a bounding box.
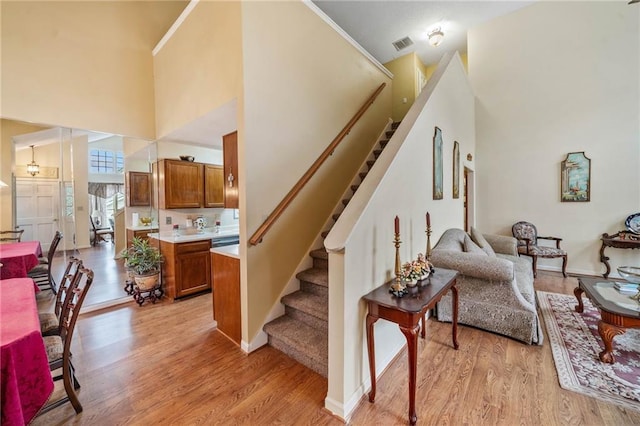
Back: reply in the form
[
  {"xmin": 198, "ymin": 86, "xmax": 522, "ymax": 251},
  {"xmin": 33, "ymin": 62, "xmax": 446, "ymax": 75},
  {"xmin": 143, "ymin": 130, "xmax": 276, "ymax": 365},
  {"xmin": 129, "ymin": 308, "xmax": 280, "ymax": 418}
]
[{"xmin": 166, "ymin": 216, "xmax": 172, "ymax": 225}]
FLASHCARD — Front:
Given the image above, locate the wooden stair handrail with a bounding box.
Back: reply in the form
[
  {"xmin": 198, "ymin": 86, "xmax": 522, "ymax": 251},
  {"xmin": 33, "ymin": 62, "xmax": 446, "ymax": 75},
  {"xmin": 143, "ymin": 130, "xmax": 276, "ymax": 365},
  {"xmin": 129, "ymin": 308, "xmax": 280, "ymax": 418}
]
[{"xmin": 249, "ymin": 82, "xmax": 387, "ymax": 245}]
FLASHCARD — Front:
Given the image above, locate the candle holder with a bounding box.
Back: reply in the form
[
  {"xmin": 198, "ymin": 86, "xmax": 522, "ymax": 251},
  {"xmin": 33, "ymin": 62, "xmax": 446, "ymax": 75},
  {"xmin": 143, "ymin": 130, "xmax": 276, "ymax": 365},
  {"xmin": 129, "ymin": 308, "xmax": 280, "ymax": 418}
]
[
  {"xmin": 425, "ymin": 216, "xmax": 435, "ymax": 273},
  {"xmin": 389, "ymin": 227, "xmax": 408, "ymax": 297}
]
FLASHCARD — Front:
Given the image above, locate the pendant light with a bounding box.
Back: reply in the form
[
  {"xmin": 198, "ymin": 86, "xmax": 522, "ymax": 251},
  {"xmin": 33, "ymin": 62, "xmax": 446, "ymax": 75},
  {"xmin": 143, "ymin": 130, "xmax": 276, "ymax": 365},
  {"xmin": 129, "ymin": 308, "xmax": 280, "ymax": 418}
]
[{"xmin": 26, "ymin": 145, "xmax": 40, "ymax": 177}]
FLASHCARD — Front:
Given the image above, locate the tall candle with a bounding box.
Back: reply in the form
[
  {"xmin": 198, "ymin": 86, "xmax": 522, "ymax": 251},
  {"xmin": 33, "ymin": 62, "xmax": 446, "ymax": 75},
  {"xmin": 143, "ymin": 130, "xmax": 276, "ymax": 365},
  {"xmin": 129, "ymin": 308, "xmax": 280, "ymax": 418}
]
[
  {"xmin": 426, "ymin": 212, "xmax": 431, "ymax": 228},
  {"xmin": 395, "ymin": 216, "xmax": 399, "ymax": 234}
]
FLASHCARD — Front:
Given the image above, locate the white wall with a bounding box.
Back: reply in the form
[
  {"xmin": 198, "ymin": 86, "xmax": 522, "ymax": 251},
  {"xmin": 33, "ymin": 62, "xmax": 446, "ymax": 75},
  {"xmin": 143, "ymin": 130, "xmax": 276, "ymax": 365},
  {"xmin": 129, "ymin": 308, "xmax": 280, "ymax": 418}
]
[
  {"xmin": 469, "ymin": 2, "xmax": 640, "ymax": 276},
  {"xmin": 324, "ymin": 53, "xmax": 475, "ymax": 419}
]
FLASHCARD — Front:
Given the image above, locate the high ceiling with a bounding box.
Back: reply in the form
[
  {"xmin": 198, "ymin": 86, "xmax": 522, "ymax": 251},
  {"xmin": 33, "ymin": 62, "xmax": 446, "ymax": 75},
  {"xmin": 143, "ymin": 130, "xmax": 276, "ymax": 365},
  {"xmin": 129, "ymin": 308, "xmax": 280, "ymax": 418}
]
[{"xmin": 312, "ymin": 1, "xmax": 535, "ymax": 66}]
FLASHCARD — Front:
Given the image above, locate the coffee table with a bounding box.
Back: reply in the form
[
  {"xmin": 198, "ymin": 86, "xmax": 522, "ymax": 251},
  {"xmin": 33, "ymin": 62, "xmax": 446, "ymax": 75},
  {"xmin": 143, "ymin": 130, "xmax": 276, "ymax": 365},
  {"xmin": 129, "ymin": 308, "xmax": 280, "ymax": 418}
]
[{"xmin": 574, "ymin": 276, "xmax": 640, "ymax": 363}]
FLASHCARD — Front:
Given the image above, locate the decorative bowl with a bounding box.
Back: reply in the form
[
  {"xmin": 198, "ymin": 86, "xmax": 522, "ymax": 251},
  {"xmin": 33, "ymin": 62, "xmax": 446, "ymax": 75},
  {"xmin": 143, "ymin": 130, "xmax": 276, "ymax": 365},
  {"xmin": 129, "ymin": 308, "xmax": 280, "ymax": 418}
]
[
  {"xmin": 140, "ymin": 217, "xmax": 153, "ymax": 226},
  {"xmin": 618, "ymin": 266, "xmax": 640, "ymax": 284},
  {"xmin": 179, "ymin": 155, "xmax": 195, "ymax": 162}
]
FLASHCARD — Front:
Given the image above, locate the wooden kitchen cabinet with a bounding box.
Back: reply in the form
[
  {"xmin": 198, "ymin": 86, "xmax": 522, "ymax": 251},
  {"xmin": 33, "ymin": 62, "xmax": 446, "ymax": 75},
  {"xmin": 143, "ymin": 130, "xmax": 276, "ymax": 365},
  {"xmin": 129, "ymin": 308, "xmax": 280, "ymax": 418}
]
[
  {"xmin": 204, "ymin": 164, "xmax": 224, "ymax": 208},
  {"xmin": 223, "ymin": 131, "xmax": 239, "ymax": 209},
  {"xmin": 126, "ymin": 227, "xmax": 158, "ymax": 248},
  {"xmin": 156, "ymin": 159, "xmax": 204, "ymax": 209},
  {"xmin": 126, "ymin": 171, "xmax": 151, "ymax": 206},
  {"xmin": 159, "ymin": 239, "xmax": 211, "ymax": 299},
  {"xmin": 155, "ymin": 159, "xmax": 224, "ymax": 209},
  {"xmin": 212, "ymin": 252, "xmax": 241, "ymax": 344}
]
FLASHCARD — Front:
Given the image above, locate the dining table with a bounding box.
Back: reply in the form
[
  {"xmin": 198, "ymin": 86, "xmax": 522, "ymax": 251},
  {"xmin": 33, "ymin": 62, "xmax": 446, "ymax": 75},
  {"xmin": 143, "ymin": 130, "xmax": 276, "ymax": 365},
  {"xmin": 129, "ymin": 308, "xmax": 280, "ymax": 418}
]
[
  {"xmin": 0, "ymin": 278, "xmax": 54, "ymax": 425},
  {"xmin": 0, "ymin": 241, "xmax": 42, "ymax": 280},
  {"xmin": 0, "ymin": 278, "xmax": 53, "ymax": 426}
]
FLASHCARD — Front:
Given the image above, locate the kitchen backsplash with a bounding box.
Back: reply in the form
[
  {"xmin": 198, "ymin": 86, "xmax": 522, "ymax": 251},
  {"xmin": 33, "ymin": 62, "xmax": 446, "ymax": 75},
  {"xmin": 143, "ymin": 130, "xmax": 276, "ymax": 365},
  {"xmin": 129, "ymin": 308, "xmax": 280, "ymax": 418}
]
[{"xmin": 156, "ymin": 208, "xmax": 238, "ymax": 233}]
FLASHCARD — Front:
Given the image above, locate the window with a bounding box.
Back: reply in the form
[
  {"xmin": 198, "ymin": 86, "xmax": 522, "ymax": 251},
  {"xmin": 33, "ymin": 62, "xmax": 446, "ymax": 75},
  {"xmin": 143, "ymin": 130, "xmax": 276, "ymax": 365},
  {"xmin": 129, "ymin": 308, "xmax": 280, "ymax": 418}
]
[
  {"xmin": 64, "ymin": 182, "xmax": 74, "ymax": 218},
  {"xmin": 89, "ymin": 149, "xmax": 124, "ymax": 174}
]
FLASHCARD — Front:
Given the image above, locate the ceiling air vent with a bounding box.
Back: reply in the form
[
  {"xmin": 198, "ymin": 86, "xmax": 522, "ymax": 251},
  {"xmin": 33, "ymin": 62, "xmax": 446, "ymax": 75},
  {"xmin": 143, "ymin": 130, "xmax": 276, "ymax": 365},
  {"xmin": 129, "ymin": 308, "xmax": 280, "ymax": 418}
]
[{"xmin": 392, "ymin": 36, "xmax": 414, "ymax": 51}]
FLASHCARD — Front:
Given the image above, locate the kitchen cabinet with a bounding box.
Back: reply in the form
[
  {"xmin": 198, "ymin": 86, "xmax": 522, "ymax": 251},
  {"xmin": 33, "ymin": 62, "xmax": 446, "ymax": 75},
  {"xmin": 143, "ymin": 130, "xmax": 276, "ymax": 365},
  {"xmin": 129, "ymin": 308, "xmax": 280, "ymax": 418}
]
[
  {"xmin": 159, "ymin": 239, "xmax": 211, "ymax": 299},
  {"xmin": 212, "ymin": 251, "xmax": 241, "ymax": 344},
  {"xmin": 223, "ymin": 131, "xmax": 239, "ymax": 209},
  {"xmin": 126, "ymin": 227, "xmax": 158, "ymax": 248},
  {"xmin": 155, "ymin": 159, "xmax": 224, "ymax": 209},
  {"xmin": 204, "ymin": 164, "xmax": 224, "ymax": 208},
  {"xmin": 156, "ymin": 159, "xmax": 204, "ymax": 209},
  {"xmin": 126, "ymin": 172, "xmax": 151, "ymax": 206}
]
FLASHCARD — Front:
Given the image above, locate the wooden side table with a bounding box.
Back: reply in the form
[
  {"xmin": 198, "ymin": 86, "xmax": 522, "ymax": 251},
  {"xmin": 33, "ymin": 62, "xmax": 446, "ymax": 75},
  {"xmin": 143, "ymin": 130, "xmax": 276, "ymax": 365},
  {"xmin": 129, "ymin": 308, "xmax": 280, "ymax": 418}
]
[
  {"xmin": 600, "ymin": 231, "xmax": 640, "ymax": 278},
  {"xmin": 362, "ymin": 268, "xmax": 459, "ymax": 425}
]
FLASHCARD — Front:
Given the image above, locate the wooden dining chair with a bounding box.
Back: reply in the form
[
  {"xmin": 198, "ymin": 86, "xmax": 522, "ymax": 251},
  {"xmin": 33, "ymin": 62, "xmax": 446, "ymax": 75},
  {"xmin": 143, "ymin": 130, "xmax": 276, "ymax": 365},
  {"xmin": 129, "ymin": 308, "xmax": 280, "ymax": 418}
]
[
  {"xmin": 40, "ymin": 266, "xmax": 93, "ymax": 415},
  {"xmin": 39, "ymin": 257, "xmax": 83, "ymax": 337},
  {"xmin": 28, "ymin": 231, "xmax": 63, "ymax": 293},
  {"xmin": 0, "ymin": 229, "xmax": 24, "ymax": 242}
]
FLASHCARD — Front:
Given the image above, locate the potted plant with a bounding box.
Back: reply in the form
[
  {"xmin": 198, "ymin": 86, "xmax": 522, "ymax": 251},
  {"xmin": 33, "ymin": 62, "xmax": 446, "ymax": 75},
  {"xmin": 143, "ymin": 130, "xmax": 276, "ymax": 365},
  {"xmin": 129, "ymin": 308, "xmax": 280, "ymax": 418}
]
[{"xmin": 122, "ymin": 237, "xmax": 163, "ymax": 291}]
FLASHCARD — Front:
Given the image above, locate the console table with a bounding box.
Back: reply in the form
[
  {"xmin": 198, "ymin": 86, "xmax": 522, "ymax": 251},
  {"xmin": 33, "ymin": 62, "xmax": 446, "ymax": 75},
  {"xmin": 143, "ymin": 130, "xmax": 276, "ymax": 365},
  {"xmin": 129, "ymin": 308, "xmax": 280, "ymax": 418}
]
[
  {"xmin": 599, "ymin": 231, "xmax": 640, "ymax": 278},
  {"xmin": 362, "ymin": 268, "xmax": 459, "ymax": 425}
]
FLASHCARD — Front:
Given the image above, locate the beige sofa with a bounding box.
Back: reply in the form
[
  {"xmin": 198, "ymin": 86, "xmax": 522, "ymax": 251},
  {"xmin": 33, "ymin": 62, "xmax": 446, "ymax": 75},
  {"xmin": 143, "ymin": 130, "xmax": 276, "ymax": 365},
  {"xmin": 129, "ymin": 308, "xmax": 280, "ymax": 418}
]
[{"xmin": 431, "ymin": 228, "xmax": 543, "ymax": 345}]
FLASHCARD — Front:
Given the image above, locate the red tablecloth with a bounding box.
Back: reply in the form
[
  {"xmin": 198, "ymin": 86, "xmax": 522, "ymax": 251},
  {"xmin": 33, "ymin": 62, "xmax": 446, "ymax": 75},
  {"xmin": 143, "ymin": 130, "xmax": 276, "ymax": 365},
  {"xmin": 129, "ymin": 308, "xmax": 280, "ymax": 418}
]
[
  {"xmin": 0, "ymin": 241, "xmax": 43, "ymax": 280},
  {"xmin": 1, "ymin": 279, "xmax": 54, "ymax": 425}
]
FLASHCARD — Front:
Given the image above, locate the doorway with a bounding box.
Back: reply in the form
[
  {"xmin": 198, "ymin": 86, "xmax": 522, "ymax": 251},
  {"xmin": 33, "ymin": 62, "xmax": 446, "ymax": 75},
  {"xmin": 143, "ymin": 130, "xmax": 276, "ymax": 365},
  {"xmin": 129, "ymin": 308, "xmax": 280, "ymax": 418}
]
[
  {"xmin": 14, "ymin": 179, "xmax": 60, "ymax": 251},
  {"xmin": 464, "ymin": 167, "xmax": 475, "ymax": 232}
]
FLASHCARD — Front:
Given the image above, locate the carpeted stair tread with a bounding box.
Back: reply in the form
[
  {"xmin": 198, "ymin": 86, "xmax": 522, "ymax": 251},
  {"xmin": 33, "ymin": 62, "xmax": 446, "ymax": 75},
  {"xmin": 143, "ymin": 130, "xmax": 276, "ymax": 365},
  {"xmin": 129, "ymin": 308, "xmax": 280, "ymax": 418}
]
[
  {"xmin": 309, "ymin": 248, "xmax": 328, "ymax": 260},
  {"xmin": 264, "ymin": 316, "xmax": 327, "ymax": 375},
  {"xmin": 379, "ymin": 140, "xmax": 389, "ymax": 148},
  {"xmin": 385, "ymin": 130, "xmax": 395, "ymax": 138},
  {"xmin": 282, "ymin": 291, "xmax": 328, "ymax": 322},
  {"xmin": 296, "ymin": 268, "xmax": 328, "ymax": 287},
  {"xmin": 359, "ymin": 172, "xmax": 368, "ymax": 180},
  {"xmin": 351, "ymin": 184, "xmax": 360, "ymax": 192},
  {"xmin": 342, "ymin": 198, "xmax": 350, "ymax": 206},
  {"xmin": 366, "ymin": 160, "xmax": 375, "ymax": 169},
  {"xmin": 391, "ymin": 121, "xmax": 401, "ymax": 129},
  {"xmin": 321, "ymin": 230, "xmax": 330, "ymax": 239},
  {"xmin": 373, "ymin": 149, "xmax": 382, "ymax": 159}
]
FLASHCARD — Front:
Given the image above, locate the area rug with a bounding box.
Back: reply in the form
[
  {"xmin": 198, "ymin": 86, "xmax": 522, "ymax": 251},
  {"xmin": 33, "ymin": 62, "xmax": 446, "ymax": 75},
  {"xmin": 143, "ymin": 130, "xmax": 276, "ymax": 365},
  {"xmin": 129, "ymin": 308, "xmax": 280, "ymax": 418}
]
[{"xmin": 537, "ymin": 290, "xmax": 640, "ymax": 411}]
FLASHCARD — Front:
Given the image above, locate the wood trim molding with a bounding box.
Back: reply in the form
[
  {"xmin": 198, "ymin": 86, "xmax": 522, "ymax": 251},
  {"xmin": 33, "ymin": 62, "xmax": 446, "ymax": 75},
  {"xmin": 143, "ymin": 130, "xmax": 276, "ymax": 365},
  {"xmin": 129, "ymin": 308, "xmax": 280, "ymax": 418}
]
[{"xmin": 152, "ymin": 0, "xmax": 200, "ymax": 56}]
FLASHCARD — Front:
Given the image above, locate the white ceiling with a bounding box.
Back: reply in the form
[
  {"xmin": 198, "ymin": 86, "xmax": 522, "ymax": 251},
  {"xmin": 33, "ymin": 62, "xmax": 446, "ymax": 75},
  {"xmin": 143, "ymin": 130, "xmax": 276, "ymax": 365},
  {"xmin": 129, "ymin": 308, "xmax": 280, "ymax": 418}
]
[{"xmin": 312, "ymin": 1, "xmax": 535, "ymax": 66}]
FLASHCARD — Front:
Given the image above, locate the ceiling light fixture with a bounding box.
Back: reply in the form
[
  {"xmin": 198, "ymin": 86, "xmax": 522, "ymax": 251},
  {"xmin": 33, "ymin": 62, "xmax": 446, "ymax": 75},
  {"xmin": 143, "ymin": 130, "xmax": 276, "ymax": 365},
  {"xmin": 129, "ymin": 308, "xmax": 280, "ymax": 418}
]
[
  {"xmin": 428, "ymin": 27, "xmax": 444, "ymax": 47},
  {"xmin": 26, "ymin": 145, "xmax": 40, "ymax": 177}
]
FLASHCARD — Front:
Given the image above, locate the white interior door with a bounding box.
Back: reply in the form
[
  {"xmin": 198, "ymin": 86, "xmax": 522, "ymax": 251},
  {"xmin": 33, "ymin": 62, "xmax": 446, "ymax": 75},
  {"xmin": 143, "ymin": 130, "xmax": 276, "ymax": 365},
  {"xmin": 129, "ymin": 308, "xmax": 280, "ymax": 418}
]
[{"xmin": 15, "ymin": 179, "xmax": 60, "ymax": 251}]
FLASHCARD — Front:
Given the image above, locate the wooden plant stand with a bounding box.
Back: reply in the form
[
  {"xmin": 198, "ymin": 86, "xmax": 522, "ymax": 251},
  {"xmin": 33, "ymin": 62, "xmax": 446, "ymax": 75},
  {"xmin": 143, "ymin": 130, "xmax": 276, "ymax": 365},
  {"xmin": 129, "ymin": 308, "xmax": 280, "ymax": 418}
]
[{"xmin": 132, "ymin": 283, "xmax": 164, "ymax": 306}]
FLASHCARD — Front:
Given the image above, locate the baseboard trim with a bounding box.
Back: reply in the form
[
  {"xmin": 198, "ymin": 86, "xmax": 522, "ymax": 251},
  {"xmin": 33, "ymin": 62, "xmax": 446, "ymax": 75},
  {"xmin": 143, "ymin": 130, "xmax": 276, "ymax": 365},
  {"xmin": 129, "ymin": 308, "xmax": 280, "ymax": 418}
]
[{"xmin": 241, "ymin": 330, "xmax": 268, "ymax": 354}]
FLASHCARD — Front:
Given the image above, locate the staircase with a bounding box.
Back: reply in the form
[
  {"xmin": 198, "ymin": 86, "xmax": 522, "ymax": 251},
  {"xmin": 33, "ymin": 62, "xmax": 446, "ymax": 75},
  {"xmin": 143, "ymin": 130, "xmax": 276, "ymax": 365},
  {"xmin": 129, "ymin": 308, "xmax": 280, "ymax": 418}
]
[{"xmin": 263, "ymin": 121, "xmax": 400, "ymax": 377}]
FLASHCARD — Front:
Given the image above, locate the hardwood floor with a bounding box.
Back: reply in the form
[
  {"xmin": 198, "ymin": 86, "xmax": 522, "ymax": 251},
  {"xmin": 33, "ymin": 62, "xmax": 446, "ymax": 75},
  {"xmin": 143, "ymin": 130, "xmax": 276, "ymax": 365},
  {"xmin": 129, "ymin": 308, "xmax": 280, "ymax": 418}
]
[
  {"xmin": 33, "ymin": 271, "xmax": 640, "ymax": 425},
  {"xmin": 50, "ymin": 243, "xmax": 130, "ymax": 308}
]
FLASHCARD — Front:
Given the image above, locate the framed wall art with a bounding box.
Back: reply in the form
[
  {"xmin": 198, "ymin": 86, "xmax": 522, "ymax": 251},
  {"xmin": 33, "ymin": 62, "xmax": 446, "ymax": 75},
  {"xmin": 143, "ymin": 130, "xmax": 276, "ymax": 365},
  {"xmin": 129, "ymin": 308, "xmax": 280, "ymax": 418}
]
[
  {"xmin": 452, "ymin": 141, "xmax": 460, "ymax": 199},
  {"xmin": 433, "ymin": 127, "xmax": 443, "ymax": 200},
  {"xmin": 560, "ymin": 152, "xmax": 590, "ymax": 202}
]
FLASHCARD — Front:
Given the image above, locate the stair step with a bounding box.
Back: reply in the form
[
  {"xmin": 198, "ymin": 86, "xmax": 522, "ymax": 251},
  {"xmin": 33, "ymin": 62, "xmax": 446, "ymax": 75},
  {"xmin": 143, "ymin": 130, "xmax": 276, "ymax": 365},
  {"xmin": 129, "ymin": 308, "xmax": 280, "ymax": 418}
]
[
  {"xmin": 351, "ymin": 184, "xmax": 360, "ymax": 192},
  {"xmin": 342, "ymin": 198, "xmax": 350, "ymax": 206},
  {"xmin": 385, "ymin": 130, "xmax": 395, "ymax": 138},
  {"xmin": 310, "ymin": 248, "xmax": 328, "ymax": 260},
  {"xmin": 391, "ymin": 121, "xmax": 401, "ymax": 130},
  {"xmin": 282, "ymin": 291, "xmax": 328, "ymax": 323},
  {"xmin": 379, "ymin": 140, "xmax": 389, "ymax": 149},
  {"xmin": 296, "ymin": 268, "xmax": 328, "ymax": 288},
  {"xmin": 264, "ymin": 316, "xmax": 327, "ymax": 377},
  {"xmin": 359, "ymin": 172, "xmax": 368, "ymax": 181},
  {"xmin": 373, "ymin": 149, "xmax": 382, "ymax": 159},
  {"xmin": 310, "ymin": 248, "xmax": 328, "ymax": 269},
  {"xmin": 332, "ymin": 213, "xmax": 341, "ymax": 222},
  {"xmin": 321, "ymin": 230, "xmax": 330, "ymax": 239},
  {"xmin": 366, "ymin": 160, "xmax": 375, "ymax": 170}
]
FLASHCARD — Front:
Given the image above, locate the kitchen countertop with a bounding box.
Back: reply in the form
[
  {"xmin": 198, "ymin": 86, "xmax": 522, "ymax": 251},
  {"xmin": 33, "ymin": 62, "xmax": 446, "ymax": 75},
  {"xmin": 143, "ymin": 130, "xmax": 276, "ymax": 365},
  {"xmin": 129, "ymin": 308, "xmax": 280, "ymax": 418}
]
[
  {"xmin": 148, "ymin": 228, "xmax": 239, "ymax": 244},
  {"xmin": 127, "ymin": 225, "xmax": 159, "ymax": 231},
  {"xmin": 210, "ymin": 244, "xmax": 239, "ymax": 259}
]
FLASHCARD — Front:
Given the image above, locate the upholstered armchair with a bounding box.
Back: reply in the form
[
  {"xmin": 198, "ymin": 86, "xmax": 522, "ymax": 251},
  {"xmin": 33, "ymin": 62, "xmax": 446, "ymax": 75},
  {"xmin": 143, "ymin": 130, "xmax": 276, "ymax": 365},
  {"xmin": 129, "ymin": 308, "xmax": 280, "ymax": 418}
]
[{"xmin": 512, "ymin": 221, "xmax": 567, "ymax": 278}]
